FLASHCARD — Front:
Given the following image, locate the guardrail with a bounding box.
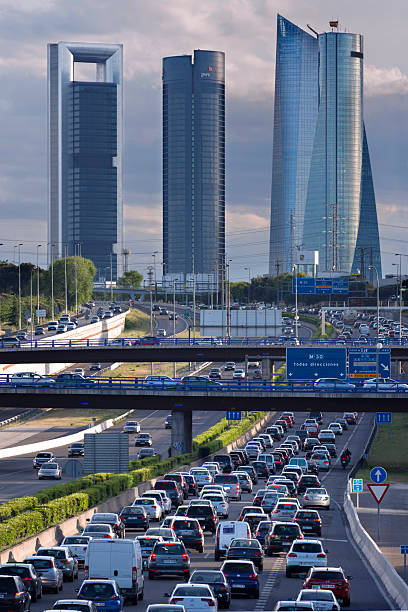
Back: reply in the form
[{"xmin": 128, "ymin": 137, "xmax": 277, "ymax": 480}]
[
  {"xmin": 1, "ymin": 336, "xmax": 408, "ymax": 349},
  {"xmin": 0, "ymin": 408, "xmax": 38, "ymax": 428},
  {"xmin": 1, "ymin": 376, "xmax": 408, "ymax": 393}
]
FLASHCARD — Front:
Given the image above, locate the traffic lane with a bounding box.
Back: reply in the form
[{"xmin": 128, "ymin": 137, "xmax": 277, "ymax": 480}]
[{"xmin": 29, "ymin": 410, "xmax": 391, "ymax": 612}]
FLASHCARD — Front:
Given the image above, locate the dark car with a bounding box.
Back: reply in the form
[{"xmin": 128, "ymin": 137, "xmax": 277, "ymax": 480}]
[
  {"xmin": 35, "ymin": 547, "xmax": 78, "ymax": 581},
  {"xmin": 68, "ymin": 442, "xmax": 84, "ymax": 457},
  {"xmin": 139, "ymin": 336, "xmax": 159, "ymax": 346},
  {"xmin": 136, "ymin": 535, "xmax": 163, "ymax": 569},
  {"xmin": 185, "ymin": 504, "xmax": 218, "ymax": 534},
  {"xmin": 252, "ymin": 460, "xmax": 271, "ymax": 479},
  {"xmin": 308, "ymin": 411, "xmax": 323, "ymax": 424},
  {"xmin": 304, "ymin": 438, "xmax": 320, "ymax": 452},
  {"xmin": 265, "ymin": 426, "xmax": 282, "ymax": 441},
  {"xmin": 0, "ymin": 576, "xmax": 31, "ymax": 612},
  {"xmin": 153, "ymin": 480, "xmax": 183, "ymax": 507},
  {"xmin": 170, "ymin": 518, "xmax": 204, "ymax": 552},
  {"xmin": 189, "ymin": 570, "xmax": 231, "ymax": 609},
  {"xmin": 297, "ymin": 475, "xmax": 321, "ymax": 496},
  {"xmin": 271, "ymin": 453, "xmax": 284, "ymax": 471},
  {"xmin": 275, "ymin": 419, "xmax": 288, "ymax": 432},
  {"xmin": 213, "ymin": 455, "xmax": 233, "ymax": 474},
  {"xmin": 163, "ymin": 473, "xmax": 188, "ymax": 499},
  {"xmin": 88, "ymin": 513, "xmax": 125, "ymax": 539},
  {"xmin": 254, "ymin": 520, "xmax": 273, "ymax": 548},
  {"xmin": 264, "ymin": 521, "xmax": 304, "ymax": 555},
  {"xmin": 230, "ymin": 450, "xmax": 248, "ymax": 466},
  {"xmin": 324, "ymin": 443, "xmax": 337, "ymax": 458},
  {"xmin": 293, "ymin": 509, "xmax": 322, "ymax": 537},
  {"xmin": 226, "ymin": 538, "xmax": 264, "ymax": 570},
  {"xmin": 148, "ymin": 541, "xmax": 190, "ymax": 580},
  {"xmin": 238, "ymin": 464, "xmax": 258, "ymax": 484},
  {"xmin": 220, "ymin": 560, "xmax": 259, "ymax": 599},
  {"xmin": 252, "ymin": 489, "xmax": 267, "ymax": 507},
  {"xmin": 165, "ymin": 415, "xmax": 172, "ymax": 429},
  {"xmin": 180, "ymin": 473, "xmax": 198, "ymax": 497},
  {"xmin": 0, "ymin": 563, "xmax": 42, "ymax": 602},
  {"xmin": 294, "ymin": 430, "xmax": 308, "ymax": 447},
  {"xmin": 119, "ymin": 506, "xmax": 149, "ymax": 531},
  {"xmin": 55, "ymin": 373, "xmax": 95, "ymax": 387},
  {"xmin": 243, "ymin": 513, "xmax": 267, "ymax": 536}
]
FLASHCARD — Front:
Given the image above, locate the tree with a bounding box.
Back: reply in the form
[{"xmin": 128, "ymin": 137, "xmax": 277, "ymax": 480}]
[
  {"xmin": 43, "ymin": 257, "xmax": 96, "ymax": 309},
  {"xmin": 117, "ymin": 270, "xmax": 143, "ymax": 288}
]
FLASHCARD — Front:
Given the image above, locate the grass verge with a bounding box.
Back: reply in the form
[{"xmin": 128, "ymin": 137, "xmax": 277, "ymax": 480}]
[{"xmin": 21, "ymin": 409, "xmax": 128, "ymax": 429}]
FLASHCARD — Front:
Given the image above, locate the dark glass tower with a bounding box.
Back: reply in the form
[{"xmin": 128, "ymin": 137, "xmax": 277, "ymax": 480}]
[
  {"xmin": 269, "ymin": 17, "xmax": 382, "ymax": 278},
  {"xmin": 163, "ymin": 50, "xmax": 225, "ymax": 286},
  {"xmin": 48, "ymin": 42, "xmax": 123, "ymax": 279}
]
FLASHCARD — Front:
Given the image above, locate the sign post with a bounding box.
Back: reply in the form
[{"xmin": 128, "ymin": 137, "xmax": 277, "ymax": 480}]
[
  {"xmin": 351, "ymin": 478, "xmax": 363, "ymax": 508},
  {"xmin": 401, "ymin": 545, "xmax": 408, "ymax": 582},
  {"xmin": 368, "ymin": 467, "xmax": 389, "ymax": 541},
  {"xmin": 226, "ymin": 411, "xmax": 241, "ymax": 421}
]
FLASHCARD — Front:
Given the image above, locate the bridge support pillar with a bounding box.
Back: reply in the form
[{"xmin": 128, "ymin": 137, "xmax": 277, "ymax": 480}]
[
  {"xmin": 262, "ymin": 358, "xmax": 274, "ymax": 380},
  {"xmin": 171, "ymin": 410, "xmax": 192, "ymax": 456}
]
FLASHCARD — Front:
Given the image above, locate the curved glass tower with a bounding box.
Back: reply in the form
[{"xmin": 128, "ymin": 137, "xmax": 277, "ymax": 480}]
[{"xmin": 269, "ymin": 18, "xmax": 382, "ymax": 278}]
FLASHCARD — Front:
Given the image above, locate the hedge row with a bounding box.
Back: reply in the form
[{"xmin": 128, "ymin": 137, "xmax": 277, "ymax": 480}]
[{"xmin": 196, "ymin": 412, "xmax": 266, "ymax": 457}]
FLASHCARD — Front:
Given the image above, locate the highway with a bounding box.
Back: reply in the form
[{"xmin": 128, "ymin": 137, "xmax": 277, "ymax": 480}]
[{"xmin": 19, "ymin": 408, "xmax": 393, "ymax": 612}]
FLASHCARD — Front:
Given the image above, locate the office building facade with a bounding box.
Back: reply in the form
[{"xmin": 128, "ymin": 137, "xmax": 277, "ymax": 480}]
[
  {"xmin": 163, "ymin": 50, "xmax": 225, "ymax": 288},
  {"xmin": 48, "ymin": 42, "xmax": 123, "ymax": 279},
  {"xmin": 269, "ymin": 16, "xmax": 382, "ymax": 278}
]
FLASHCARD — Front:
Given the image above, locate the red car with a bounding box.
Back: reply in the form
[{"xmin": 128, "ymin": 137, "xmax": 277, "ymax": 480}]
[
  {"xmin": 303, "ymin": 566, "xmax": 351, "ymax": 607},
  {"xmin": 343, "ymin": 412, "xmax": 357, "ymax": 425},
  {"xmin": 138, "ymin": 336, "xmax": 159, "ymax": 346}
]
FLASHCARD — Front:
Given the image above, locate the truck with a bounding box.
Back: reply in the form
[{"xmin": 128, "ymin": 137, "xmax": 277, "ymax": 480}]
[{"xmin": 84, "ymin": 538, "xmax": 144, "ymax": 604}]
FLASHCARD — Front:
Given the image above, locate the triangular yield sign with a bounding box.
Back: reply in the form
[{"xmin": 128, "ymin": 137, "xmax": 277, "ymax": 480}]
[{"xmin": 367, "ymin": 483, "xmax": 390, "ymax": 504}]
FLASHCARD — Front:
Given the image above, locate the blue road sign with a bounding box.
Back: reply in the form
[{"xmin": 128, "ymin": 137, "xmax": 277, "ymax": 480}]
[
  {"xmin": 292, "ymin": 278, "xmax": 315, "ymax": 294},
  {"xmin": 332, "ymin": 278, "xmax": 349, "ymax": 294},
  {"xmin": 348, "ymin": 347, "xmax": 391, "ymax": 379},
  {"xmin": 401, "ymin": 545, "xmax": 408, "ymax": 555},
  {"xmin": 293, "ymin": 277, "xmax": 349, "ymax": 295},
  {"xmin": 352, "ymin": 479, "xmax": 363, "ymax": 492},
  {"xmin": 376, "ymin": 412, "xmax": 392, "ymax": 424},
  {"xmin": 286, "ymin": 347, "xmax": 347, "ymax": 380},
  {"xmin": 226, "ymin": 411, "xmax": 241, "ymax": 421},
  {"xmin": 370, "ymin": 466, "xmax": 387, "ymax": 484}
]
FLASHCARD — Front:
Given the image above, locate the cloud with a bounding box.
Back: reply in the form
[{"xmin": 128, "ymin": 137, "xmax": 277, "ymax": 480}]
[{"xmin": 365, "ymin": 65, "xmax": 408, "ymax": 97}]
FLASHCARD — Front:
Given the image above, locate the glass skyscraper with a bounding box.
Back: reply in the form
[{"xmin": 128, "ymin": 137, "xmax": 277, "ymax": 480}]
[
  {"xmin": 163, "ymin": 50, "xmax": 225, "ymax": 287},
  {"xmin": 48, "ymin": 42, "xmax": 123, "ymax": 279},
  {"xmin": 269, "ymin": 16, "xmax": 381, "ymax": 278}
]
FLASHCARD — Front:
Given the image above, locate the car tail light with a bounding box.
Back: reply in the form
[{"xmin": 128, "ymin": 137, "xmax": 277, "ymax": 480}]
[
  {"xmin": 110, "ymin": 595, "xmax": 119, "ymax": 600},
  {"xmin": 182, "ymin": 554, "xmax": 188, "ymax": 561},
  {"xmin": 23, "ymin": 577, "xmax": 32, "ymax": 581},
  {"xmin": 254, "ymin": 551, "xmax": 262, "ymax": 556},
  {"xmin": 61, "ymin": 560, "xmax": 70, "ymax": 565},
  {"xmin": 201, "ymin": 598, "xmax": 215, "ymax": 606},
  {"xmin": 150, "ymin": 553, "xmax": 156, "ymax": 560},
  {"xmin": 84, "ymin": 565, "xmax": 88, "ymax": 572},
  {"xmin": 287, "ymin": 552, "xmax": 297, "ymax": 557},
  {"xmin": 14, "ymin": 592, "xmax": 23, "ymax": 601},
  {"xmin": 317, "ymin": 553, "xmax": 326, "ymax": 558},
  {"xmin": 248, "ymin": 573, "xmax": 258, "ymax": 579},
  {"xmin": 323, "ymin": 496, "xmax": 329, "ymax": 501},
  {"xmin": 120, "ymin": 516, "xmax": 123, "ymax": 520},
  {"xmin": 83, "ymin": 547, "xmax": 87, "ymax": 550},
  {"xmin": 271, "ymin": 534, "xmax": 279, "ymax": 539},
  {"xmin": 132, "ymin": 566, "xmax": 137, "ymax": 583},
  {"xmin": 141, "ymin": 515, "xmax": 146, "ymax": 520},
  {"xmin": 103, "ymin": 535, "xmax": 112, "ymax": 539},
  {"xmin": 304, "ymin": 495, "xmax": 309, "ymax": 500},
  {"xmin": 219, "ymin": 586, "xmax": 227, "ymax": 592},
  {"xmin": 315, "ymin": 518, "xmax": 321, "ymax": 522},
  {"xmin": 170, "ymin": 599, "xmax": 183, "ymax": 604}
]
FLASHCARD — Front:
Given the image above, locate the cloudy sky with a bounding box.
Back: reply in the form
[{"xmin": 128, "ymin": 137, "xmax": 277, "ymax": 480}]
[{"xmin": 0, "ymin": 0, "xmax": 406, "ymax": 281}]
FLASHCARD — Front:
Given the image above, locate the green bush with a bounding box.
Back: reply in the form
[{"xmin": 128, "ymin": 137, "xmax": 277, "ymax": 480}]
[{"xmin": 0, "ymin": 496, "xmax": 39, "ymax": 522}]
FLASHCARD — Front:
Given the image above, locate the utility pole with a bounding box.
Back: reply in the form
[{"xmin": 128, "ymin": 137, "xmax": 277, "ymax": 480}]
[
  {"xmin": 64, "ymin": 244, "xmax": 68, "ymax": 313},
  {"xmin": 36, "ymin": 244, "xmax": 41, "ymax": 324},
  {"xmin": 17, "ymin": 243, "xmax": 23, "ymax": 330}
]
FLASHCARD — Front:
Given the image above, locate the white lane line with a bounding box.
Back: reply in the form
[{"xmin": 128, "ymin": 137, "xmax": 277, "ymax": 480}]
[
  {"xmin": 320, "ymin": 412, "xmax": 369, "ymax": 482},
  {"xmin": 321, "ymin": 538, "xmax": 348, "ymax": 543},
  {"xmin": 255, "ymin": 557, "xmax": 285, "ymax": 610}
]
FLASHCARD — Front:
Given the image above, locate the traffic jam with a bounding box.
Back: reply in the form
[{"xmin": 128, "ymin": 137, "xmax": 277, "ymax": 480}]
[{"xmin": 0, "ymin": 409, "xmax": 370, "ymax": 612}]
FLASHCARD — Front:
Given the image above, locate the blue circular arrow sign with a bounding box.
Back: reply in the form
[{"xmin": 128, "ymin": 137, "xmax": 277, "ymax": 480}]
[{"xmin": 370, "ymin": 466, "xmax": 387, "ymax": 484}]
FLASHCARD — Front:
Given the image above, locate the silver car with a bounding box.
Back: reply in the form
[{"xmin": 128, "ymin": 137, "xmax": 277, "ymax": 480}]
[
  {"xmin": 36, "ymin": 546, "xmax": 78, "ymax": 581},
  {"xmin": 38, "ymin": 462, "xmax": 62, "ymax": 480},
  {"xmin": 302, "ymin": 487, "xmax": 331, "ymax": 510},
  {"xmin": 60, "ymin": 536, "xmax": 92, "ymax": 566},
  {"xmin": 24, "ymin": 556, "xmax": 63, "ymax": 593},
  {"xmin": 52, "ymin": 599, "xmax": 98, "ymax": 612}
]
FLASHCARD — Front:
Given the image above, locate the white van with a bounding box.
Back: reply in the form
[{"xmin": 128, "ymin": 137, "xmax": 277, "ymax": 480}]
[
  {"xmin": 85, "ymin": 538, "xmax": 144, "ymax": 603},
  {"xmin": 215, "ymin": 520, "xmax": 251, "ymax": 560},
  {"xmin": 257, "ymin": 453, "xmax": 276, "ymax": 473}
]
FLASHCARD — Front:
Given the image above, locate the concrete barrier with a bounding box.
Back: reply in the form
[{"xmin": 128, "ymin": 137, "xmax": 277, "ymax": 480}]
[
  {"xmin": 344, "ymin": 491, "xmax": 408, "ymax": 609},
  {"xmin": 0, "ymin": 411, "xmax": 275, "ymax": 563}
]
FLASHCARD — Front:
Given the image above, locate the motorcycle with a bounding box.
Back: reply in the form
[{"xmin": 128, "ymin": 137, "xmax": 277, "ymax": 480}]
[{"xmin": 341, "ymin": 454, "xmax": 350, "ymax": 469}]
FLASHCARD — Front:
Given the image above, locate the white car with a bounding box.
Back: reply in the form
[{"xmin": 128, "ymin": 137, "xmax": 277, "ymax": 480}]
[
  {"xmin": 286, "ymin": 538, "xmax": 327, "ymax": 577},
  {"xmin": 48, "ymin": 320, "xmax": 58, "ymax": 331},
  {"xmin": 142, "ymin": 490, "xmax": 169, "ymax": 514},
  {"xmin": 233, "ymin": 368, "xmax": 245, "ymax": 379},
  {"xmin": 303, "ymin": 488, "xmax": 331, "ymax": 510},
  {"xmin": 168, "ymin": 583, "xmax": 218, "ymax": 611},
  {"xmin": 271, "ymin": 501, "xmax": 299, "ymax": 521},
  {"xmin": 328, "ymin": 422, "xmax": 343, "ymax": 435},
  {"xmin": 132, "ymin": 497, "xmax": 162, "ymax": 520},
  {"xmin": 11, "ymin": 372, "xmax": 54, "ymax": 386},
  {"xmin": 190, "ymin": 467, "xmax": 213, "ymax": 489},
  {"xmin": 74, "ymin": 368, "xmax": 85, "ymax": 377},
  {"xmin": 152, "ymin": 489, "xmax": 172, "ymax": 514},
  {"xmin": 318, "ymin": 430, "xmax": 336, "ymax": 444},
  {"xmin": 202, "ymin": 463, "xmax": 221, "ymax": 478},
  {"xmin": 201, "ymin": 493, "xmax": 229, "ymax": 518},
  {"xmin": 200, "ymin": 485, "xmax": 229, "ymax": 497},
  {"xmin": 362, "ymin": 377, "xmax": 408, "ymax": 391},
  {"xmin": 123, "ymin": 420, "xmax": 141, "ymax": 433},
  {"xmin": 296, "ymin": 589, "xmax": 340, "ymax": 611},
  {"xmin": 309, "ymin": 452, "xmax": 331, "ymax": 471},
  {"xmin": 143, "ymin": 375, "xmax": 179, "ymax": 388},
  {"xmin": 60, "ymin": 535, "xmax": 92, "ymax": 565},
  {"xmin": 273, "ymin": 601, "xmax": 314, "ymax": 610},
  {"xmin": 38, "ymin": 462, "xmax": 62, "ymax": 480}
]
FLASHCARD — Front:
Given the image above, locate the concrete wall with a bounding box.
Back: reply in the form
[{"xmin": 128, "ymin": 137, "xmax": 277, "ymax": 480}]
[{"xmin": 0, "ymin": 311, "xmax": 128, "ymax": 377}]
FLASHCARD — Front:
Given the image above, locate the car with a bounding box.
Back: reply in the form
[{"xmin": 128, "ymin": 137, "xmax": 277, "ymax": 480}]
[
  {"xmin": 66, "ymin": 322, "xmax": 76, "ymax": 331},
  {"xmin": 147, "ymin": 489, "xmax": 172, "ymax": 513},
  {"xmin": 334, "ymin": 417, "xmax": 348, "ymax": 431},
  {"xmin": 123, "ymin": 420, "xmax": 141, "ymax": 433},
  {"xmin": 318, "ymin": 430, "xmax": 336, "ymax": 444},
  {"xmin": 90, "ymin": 362, "xmax": 102, "ymax": 371},
  {"xmin": 60, "ymin": 536, "xmax": 92, "ymax": 567},
  {"xmin": 303, "ymin": 488, "xmax": 331, "ymax": 510},
  {"xmin": 224, "ymin": 362, "xmax": 236, "ymax": 371},
  {"xmin": 11, "ymin": 372, "xmax": 54, "ymax": 386},
  {"xmin": 35, "ymin": 326, "xmax": 45, "ymax": 335},
  {"xmin": 103, "ymin": 312, "xmax": 113, "ymax": 319},
  {"xmin": 296, "ymin": 589, "xmax": 340, "ymax": 611},
  {"xmin": 328, "ymin": 422, "xmax": 343, "ymax": 435},
  {"xmin": 48, "ymin": 321, "xmax": 59, "ymax": 331},
  {"xmin": 213, "ymin": 454, "xmax": 233, "ymax": 474},
  {"xmin": 138, "ymin": 447, "xmax": 158, "ymax": 459},
  {"xmin": 226, "ymin": 538, "xmax": 264, "ymax": 570},
  {"xmin": 56, "ymin": 324, "xmax": 66, "ymax": 334},
  {"xmin": 181, "ymin": 375, "xmax": 223, "ymax": 389},
  {"xmin": 76, "ymin": 580, "xmax": 124, "ymax": 612},
  {"xmin": 185, "ymin": 503, "xmax": 218, "ymax": 533},
  {"xmin": 90, "ymin": 316, "xmax": 100, "ymax": 324},
  {"xmin": 232, "ymin": 471, "xmax": 253, "ymax": 493},
  {"xmin": 309, "ymin": 452, "xmax": 331, "ymax": 472},
  {"xmin": 82, "ymin": 524, "xmax": 117, "ymax": 539},
  {"xmin": 271, "ymin": 501, "xmax": 299, "ymax": 521},
  {"xmin": 156, "ymin": 328, "xmax": 167, "ymax": 337},
  {"xmin": 163, "ymin": 473, "xmax": 189, "ymax": 499},
  {"xmin": 153, "ymin": 480, "xmax": 183, "ymax": 507},
  {"xmin": 265, "ymin": 521, "xmax": 304, "ymax": 555},
  {"xmin": 297, "ymin": 475, "xmax": 321, "ymax": 496},
  {"xmin": 166, "ymin": 583, "xmax": 217, "ymax": 610},
  {"xmin": 190, "ymin": 467, "xmax": 213, "ymax": 489},
  {"xmin": 38, "ymin": 462, "xmax": 62, "ymax": 479},
  {"xmin": 23, "ymin": 556, "xmax": 63, "ymax": 593},
  {"xmin": 135, "ymin": 535, "xmax": 163, "ymax": 569},
  {"xmin": 165, "ymin": 414, "xmax": 172, "ymax": 429},
  {"xmin": 139, "ymin": 336, "xmax": 159, "ymax": 345},
  {"xmin": 286, "ymin": 538, "xmax": 327, "ymax": 577},
  {"xmin": 0, "ymin": 575, "xmax": 31, "ymax": 612},
  {"xmin": 232, "ymin": 368, "xmax": 245, "ymax": 379},
  {"xmin": 343, "ymin": 412, "xmax": 357, "ymax": 424},
  {"xmin": 201, "ymin": 492, "xmax": 229, "ymax": 517},
  {"xmin": 303, "ymin": 566, "xmax": 351, "ymax": 607},
  {"xmin": 145, "ymin": 527, "xmax": 178, "ymax": 542},
  {"xmin": 170, "ymin": 518, "xmax": 204, "ymax": 552},
  {"xmin": 68, "ymin": 442, "xmax": 84, "ymax": 457},
  {"xmin": 0, "ymin": 563, "xmax": 42, "ymax": 602},
  {"xmin": 220, "ymin": 560, "xmax": 259, "ymax": 598},
  {"xmin": 314, "ymin": 378, "xmax": 355, "ymax": 390},
  {"xmin": 135, "ymin": 433, "xmax": 153, "ymax": 446},
  {"xmin": 148, "ymin": 541, "xmax": 190, "ymax": 580},
  {"xmin": 189, "ymin": 569, "xmax": 231, "ymax": 609},
  {"xmin": 323, "ymin": 443, "xmax": 337, "ymax": 458},
  {"xmin": 209, "ymin": 368, "xmax": 222, "ymax": 379},
  {"xmin": 202, "ymin": 462, "xmax": 221, "ymax": 478},
  {"xmin": 238, "ymin": 464, "xmax": 257, "ymax": 484},
  {"xmin": 362, "ymin": 377, "xmax": 408, "ymax": 391},
  {"xmin": 132, "ymin": 497, "xmax": 162, "ymax": 521},
  {"xmin": 168, "ymin": 312, "xmax": 178, "ymax": 320},
  {"xmin": 56, "ymin": 373, "xmax": 96, "ymax": 387},
  {"xmin": 273, "ymin": 601, "xmax": 315, "ymax": 610},
  {"xmin": 252, "ymin": 460, "xmax": 270, "ymax": 479},
  {"xmin": 52, "ymin": 599, "xmax": 98, "ymax": 612},
  {"xmin": 143, "ymin": 375, "xmax": 179, "ymax": 388},
  {"xmin": 213, "ymin": 474, "xmax": 240, "ymax": 499},
  {"xmin": 35, "ymin": 546, "xmax": 78, "ymax": 582},
  {"xmin": 179, "ymin": 473, "xmax": 198, "ymax": 497},
  {"xmin": 88, "ymin": 513, "xmax": 125, "ymax": 538}
]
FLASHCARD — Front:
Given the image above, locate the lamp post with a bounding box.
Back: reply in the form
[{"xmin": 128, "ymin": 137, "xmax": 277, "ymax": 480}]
[
  {"xmin": 369, "ymin": 265, "xmax": 380, "ymax": 339},
  {"xmin": 152, "ymin": 251, "xmax": 158, "ymax": 302},
  {"xmin": 376, "ymin": 342, "xmax": 383, "ymax": 392},
  {"xmin": 30, "ymin": 269, "xmax": 33, "ymax": 345},
  {"xmin": 226, "ymin": 259, "xmax": 232, "ymax": 337},
  {"xmin": 244, "ymin": 267, "xmax": 251, "ymax": 305},
  {"xmin": 49, "ymin": 243, "xmax": 55, "ymax": 321},
  {"xmin": 64, "ymin": 244, "xmax": 68, "ymax": 313},
  {"xmin": 173, "ymin": 278, "xmax": 179, "ymax": 377},
  {"xmin": 292, "ymin": 264, "xmax": 298, "ymax": 340},
  {"xmin": 36, "ymin": 244, "xmax": 41, "ymax": 324},
  {"xmin": 110, "ymin": 252, "xmax": 113, "ymax": 302},
  {"xmin": 17, "ymin": 243, "xmax": 23, "ymax": 330}
]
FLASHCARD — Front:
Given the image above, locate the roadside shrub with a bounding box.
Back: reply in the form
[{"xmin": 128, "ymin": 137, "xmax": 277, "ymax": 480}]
[{"xmin": 0, "ymin": 496, "xmax": 39, "ymax": 522}]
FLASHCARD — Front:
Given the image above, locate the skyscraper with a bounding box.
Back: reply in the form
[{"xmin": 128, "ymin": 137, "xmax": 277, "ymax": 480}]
[
  {"xmin": 48, "ymin": 42, "xmax": 123, "ymax": 280},
  {"xmin": 269, "ymin": 17, "xmax": 382, "ymax": 278},
  {"xmin": 162, "ymin": 50, "xmax": 225, "ymax": 288}
]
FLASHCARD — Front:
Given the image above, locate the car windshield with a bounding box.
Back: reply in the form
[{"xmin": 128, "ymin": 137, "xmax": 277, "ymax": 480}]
[
  {"xmin": 134, "ymin": 499, "xmax": 154, "ymax": 506},
  {"xmin": 296, "ymin": 512, "xmax": 318, "ymax": 519},
  {"xmin": 307, "ymin": 489, "xmax": 327, "ymax": 495},
  {"xmin": 191, "ymin": 571, "xmax": 224, "ymax": 583},
  {"xmin": 84, "ymin": 525, "xmax": 110, "ymax": 532},
  {"xmin": 71, "ymin": 444, "xmax": 83, "ymax": 448},
  {"xmin": 173, "ymin": 586, "xmax": 211, "ymax": 597},
  {"xmin": 214, "ymin": 476, "xmax": 236, "ymax": 484},
  {"xmin": 311, "ymin": 570, "xmax": 344, "ymax": 580},
  {"xmin": 274, "ymin": 525, "xmax": 299, "ymax": 535},
  {"xmin": 230, "ymin": 539, "xmax": 259, "ymax": 548},
  {"xmin": 27, "ymin": 559, "xmax": 52, "ymax": 569},
  {"xmin": 37, "ymin": 453, "xmax": 52, "ymax": 459},
  {"xmin": 222, "ymin": 563, "xmax": 253, "ymax": 573},
  {"xmin": 0, "ymin": 578, "xmax": 17, "ymax": 593},
  {"xmin": 80, "ymin": 583, "xmax": 115, "ymax": 600},
  {"xmin": 154, "ymin": 544, "xmax": 184, "ymax": 555},
  {"xmin": 56, "ymin": 605, "xmax": 91, "ymax": 612},
  {"xmin": 187, "ymin": 506, "xmax": 211, "ymax": 517},
  {"xmin": 0, "ymin": 567, "xmax": 28, "ymax": 577},
  {"xmin": 155, "ymin": 482, "xmax": 175, "ymax": 490},
  {"xmin": 172, "ymin": 520, "xmax": 198, "ymax": 530},
  {"xmin": 122, "ymin": 507, "xmax": 144, "ymax": 515},
  {"xmin": 42, "ymin": 463, "xmax": 58, "ymax": 469},
  {"xmin": 63, "ymin": 537, "xmax": 89, "ymax": 544},
  {"xmin": 293, "ymin": 542, "xmax": 322, "ymax": 553},
  {"xmin": 301, "ymin": 592, "xmax": 333, "ymax": 601},
  {"xmin": 37, "ymin": 549, "xmax": 66, "ymax": 559}
]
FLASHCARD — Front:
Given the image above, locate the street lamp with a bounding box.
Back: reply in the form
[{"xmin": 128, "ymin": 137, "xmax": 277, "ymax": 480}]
[
  {"xmin": 376, "ymin": 342, "xmax": 383, "ymax": 392},
  {"xmin": 244, "ymin": 267, "xmax": 251, "ymax": 305},
  {"xmin": 48, "ymin": 243, "xmax": 56, "ymax": 321},
  {"xmin": 292, "ymin": 264, "xmax": 298, "ymax": 340},
  {"xmin": 36, "ymin": 244, "xmax": 41, "ymax": 324},
  {"xmin": 64, "ymin": 244, "xmax": 68, "ymax": 313},
  {"xmin": 369, "ymin": 265, "xmax": 380, "ymax": 339},
  {"xmin": 17, "ymin": 243, "xmax": 23, "ymax": 330},
  {"xmin": 152, "ymin": 251, "xmax": 158, "ymax": 302},
  {"xmin": 173, "ymin": 278, "xmax": 179, "ymax": 377}
]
